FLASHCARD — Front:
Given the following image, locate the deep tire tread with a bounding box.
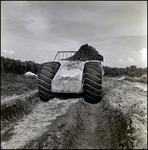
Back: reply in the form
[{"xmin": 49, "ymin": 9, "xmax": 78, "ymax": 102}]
[
  {"xmin": 39, "ymin": 91, "xmax": 54, "ymax": 100},
  {"xmin": 84, "ymin": 68, "xmax": 102, "ymax": 76},
  {"xmin": 84, "ymin": 83, "xmax": 101, "ymax": 94},
  {"xmin": 38, "ymin": 84, "xmax": 52, "ymax": 94},
  {"xmin": 85, "ymin": 76, "xmax": 102, "ymax": 86},
  {"xmin": 38, "ymin": 78, "xmax": 51, "ymax": 89},
  {"xmin": 83, "ymin": 62, "xmax": 102, "ymax": 102},
  {"xmin": 38, "ymin": 62, "xmax": 60, "ymax": 101},
  {"xmin": 84, "ymin": 88, "xmax": 101, "ymax": 98},
  {"xmin": 41, "ymin": 68, "xmax": 55, "ymax": 76}
]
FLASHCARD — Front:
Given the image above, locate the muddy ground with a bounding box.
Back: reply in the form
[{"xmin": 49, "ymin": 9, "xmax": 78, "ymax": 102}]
[{"xmin": 1, "ymin": 73, "xmax": 147, "ymax": 149}]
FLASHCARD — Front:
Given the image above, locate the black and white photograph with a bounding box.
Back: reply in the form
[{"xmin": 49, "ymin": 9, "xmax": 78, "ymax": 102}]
[{"xmin": 1, "ymin": 1, "xmax": 147, "ymax": 149}]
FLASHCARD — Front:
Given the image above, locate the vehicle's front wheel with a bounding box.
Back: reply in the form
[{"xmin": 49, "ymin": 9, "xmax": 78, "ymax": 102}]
[
  {"xmin": 83, "ymin": 62, "xmax": 102, "ymax": 103},
  {"xmin": 38, "ymin": 62, "xmax": 60, "ymax": 101}
]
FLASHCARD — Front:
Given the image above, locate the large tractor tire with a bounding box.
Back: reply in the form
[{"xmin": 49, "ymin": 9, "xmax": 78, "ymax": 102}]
[
  {"xmin": 38, "ymin": 62, "xmax": 60, "ymax": 101},
  {"xmin": 83, "ymin": 62, "xmax": 102, "ymax": 103}
]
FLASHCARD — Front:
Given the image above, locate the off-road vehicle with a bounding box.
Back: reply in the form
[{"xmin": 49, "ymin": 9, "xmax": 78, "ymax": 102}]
[{"xmin": 37, "ymin": 44, "xmax": 104, "ymax": 103}]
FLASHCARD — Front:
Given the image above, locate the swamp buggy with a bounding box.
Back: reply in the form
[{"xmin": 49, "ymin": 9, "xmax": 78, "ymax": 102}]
[{"xmin": 37, "ymin": 44, "xmax": 104, "ymax": 103}]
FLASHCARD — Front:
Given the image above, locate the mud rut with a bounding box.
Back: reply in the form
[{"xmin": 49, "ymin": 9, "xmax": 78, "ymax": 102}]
[{"xmin": 1, "ymin": 79, "xmax": 145, "ymax": 149}]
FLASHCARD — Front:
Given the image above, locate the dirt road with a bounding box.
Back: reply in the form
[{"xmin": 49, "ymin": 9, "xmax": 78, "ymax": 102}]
[{"xmin": 1, "ymin": 73, "xmax": 147, "ymax": 149}]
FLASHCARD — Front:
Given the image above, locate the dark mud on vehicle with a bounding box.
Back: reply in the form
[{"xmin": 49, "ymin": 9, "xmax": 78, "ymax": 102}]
[{"xmin": 1, "ymin": 74, "xmax": 147, "ymax": 149}]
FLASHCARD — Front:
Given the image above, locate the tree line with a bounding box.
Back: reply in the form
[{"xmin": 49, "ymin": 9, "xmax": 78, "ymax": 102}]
[
  {"xmin": 1, "ymin": 56, "xmax": 42, "ymax": 75},
  {"xmin": 1, "ymin": 56, "xmax": 147, "ymax": 77},
  {"xmin": 103, "ymin": 66, "xmax": 147, "ymax": 77}
]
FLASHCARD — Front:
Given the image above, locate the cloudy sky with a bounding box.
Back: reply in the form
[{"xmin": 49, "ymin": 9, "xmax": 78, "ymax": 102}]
[{"xmin": 1, "ymin": 1, "xmax": 147, "ymax": 68}]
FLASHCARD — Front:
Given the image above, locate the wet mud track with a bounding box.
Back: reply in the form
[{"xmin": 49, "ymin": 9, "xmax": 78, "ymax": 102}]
[{"xmin": 1, "ymin": 77, "xmax": 147, "ymax": 149}]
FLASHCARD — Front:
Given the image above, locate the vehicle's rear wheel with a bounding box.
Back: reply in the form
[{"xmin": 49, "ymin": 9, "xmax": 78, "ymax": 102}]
[
  {"xmin": 83, "ymin": 62, "xmax": 102, "ymax": 103},
  {"xmin": 38, "ymin": 62, "xmax": 60, "ymax": 101}
]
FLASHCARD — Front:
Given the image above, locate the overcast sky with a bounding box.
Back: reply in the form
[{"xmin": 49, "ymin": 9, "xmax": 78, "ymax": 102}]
[{"xmin": 1, "ymin": 1, "xmax": 147, "ymax": 68}]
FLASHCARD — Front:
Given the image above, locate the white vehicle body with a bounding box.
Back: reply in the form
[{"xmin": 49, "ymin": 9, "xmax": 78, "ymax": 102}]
[{"xmin": 51, "ymin": 51, "xmax": 104, "ymax": 93}]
